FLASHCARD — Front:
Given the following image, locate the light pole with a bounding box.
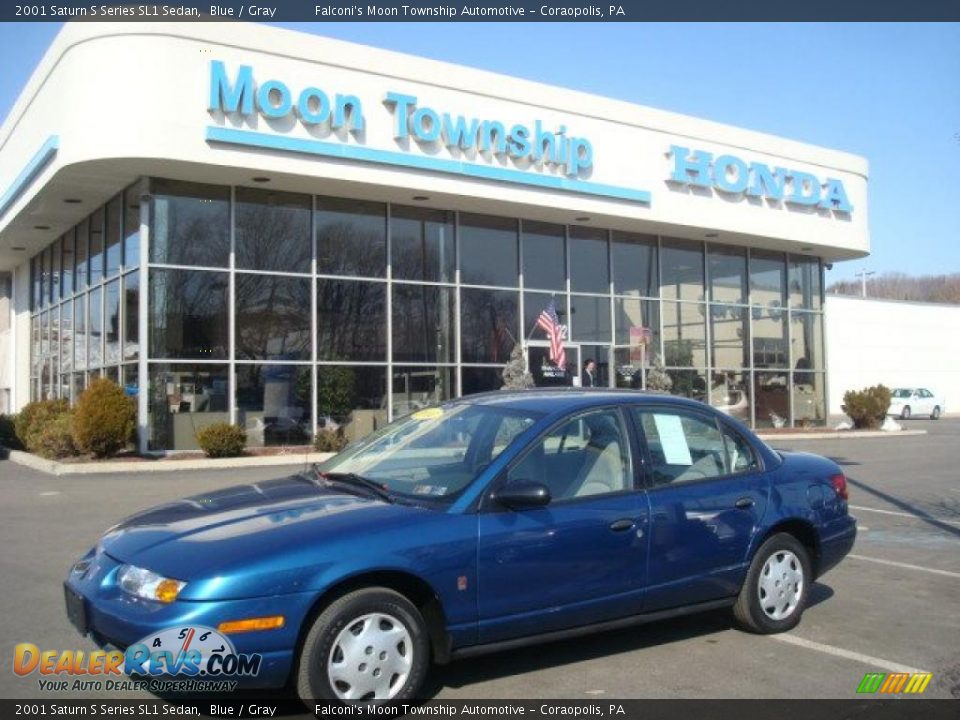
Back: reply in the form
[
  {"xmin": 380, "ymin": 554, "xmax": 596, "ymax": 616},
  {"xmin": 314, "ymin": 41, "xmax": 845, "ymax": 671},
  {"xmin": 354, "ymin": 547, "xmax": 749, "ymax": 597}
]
[{"xmin": 855, "ymin": 269, "xmax": 875, "ymax": 298}]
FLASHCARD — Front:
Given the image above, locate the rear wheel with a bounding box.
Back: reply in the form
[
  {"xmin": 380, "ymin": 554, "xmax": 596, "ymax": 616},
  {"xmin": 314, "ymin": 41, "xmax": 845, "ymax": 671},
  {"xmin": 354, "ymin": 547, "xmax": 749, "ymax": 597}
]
[
  {"xmin": 734, "ymin": 533, "xmax": 811, "ymax": 634},
  {"xmin": 901, "ymin": 405, "xmax": 911, "ymax": 420},
  {"xmin": 296, "ymin": 588, "xmax": 430, "ymax": 703},
  {"xmin": 931, "ymin": 406, "xmax": 941, "ymax": 420}
]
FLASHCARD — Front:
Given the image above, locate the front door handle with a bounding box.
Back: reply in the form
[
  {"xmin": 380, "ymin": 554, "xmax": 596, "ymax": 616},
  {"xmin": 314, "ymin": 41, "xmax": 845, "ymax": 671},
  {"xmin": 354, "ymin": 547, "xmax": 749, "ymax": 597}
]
[
  {"xmin": 735, "ymin": 497, "xmax": 755, "ymax": 510},
  {"xmin": 609, "ymin": 518, "xmax": 636, "ymax": 532}
]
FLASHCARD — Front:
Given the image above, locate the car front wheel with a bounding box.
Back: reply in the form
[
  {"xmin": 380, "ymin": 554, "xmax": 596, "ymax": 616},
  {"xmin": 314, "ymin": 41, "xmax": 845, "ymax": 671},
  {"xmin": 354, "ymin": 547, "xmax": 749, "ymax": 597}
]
[
  {"xmin": 931, "ymin": 406, "xmax": 941, "ymax": 420},
  {"xmin": 297, "ymin": 588, "xmax": 430, "ymax": 704},
  {"xmin": 901, "ymin": 405, "xmax": 911, "ymax": 420},
  {"xmin": 734, "ymin": 533, "xmax": 811, "ymax": 634}
]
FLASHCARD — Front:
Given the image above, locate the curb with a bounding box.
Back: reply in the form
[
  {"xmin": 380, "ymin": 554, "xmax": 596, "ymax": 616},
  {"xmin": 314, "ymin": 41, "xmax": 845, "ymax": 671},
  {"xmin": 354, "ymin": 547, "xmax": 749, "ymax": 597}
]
[
  {"xmin": 5, "ymin": 449, "xmax": 335, "ymax": 476},
  {"xmin": 757, "ymin": 430, "xmax": 927, "ymax": 441}
]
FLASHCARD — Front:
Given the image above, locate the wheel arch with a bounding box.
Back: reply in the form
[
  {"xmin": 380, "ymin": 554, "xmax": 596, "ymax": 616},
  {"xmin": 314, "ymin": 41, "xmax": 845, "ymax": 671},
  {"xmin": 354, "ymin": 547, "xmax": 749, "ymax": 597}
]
[
  {"xmin": 753, "ymin": 518, "xmax": 822, "ymax": 578},
  {"xmin": 291, "ymin": 569, "xmax": 452, "ymax": 685}
]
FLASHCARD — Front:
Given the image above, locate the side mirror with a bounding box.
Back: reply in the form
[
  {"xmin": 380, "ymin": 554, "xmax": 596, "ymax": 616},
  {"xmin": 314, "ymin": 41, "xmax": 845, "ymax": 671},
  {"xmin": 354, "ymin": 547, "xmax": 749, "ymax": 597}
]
[{"xmin": 495, "ymin": 481, "xmax": 551, "ymax": 510}]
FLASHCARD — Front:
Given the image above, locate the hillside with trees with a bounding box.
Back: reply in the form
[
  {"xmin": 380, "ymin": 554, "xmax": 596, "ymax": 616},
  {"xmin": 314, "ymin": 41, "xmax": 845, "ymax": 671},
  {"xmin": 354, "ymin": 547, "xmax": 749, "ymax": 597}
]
[{"xmin": 827, "ymin": 272, "xmax": 960, "ymax": 304}]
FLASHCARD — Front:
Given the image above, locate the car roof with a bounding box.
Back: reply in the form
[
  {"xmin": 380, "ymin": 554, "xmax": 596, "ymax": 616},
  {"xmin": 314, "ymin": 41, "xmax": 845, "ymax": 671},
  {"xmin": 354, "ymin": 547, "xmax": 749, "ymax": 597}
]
[{"xmin": 451, "ymin": 388, "xmax": 710, "ymax": 416}]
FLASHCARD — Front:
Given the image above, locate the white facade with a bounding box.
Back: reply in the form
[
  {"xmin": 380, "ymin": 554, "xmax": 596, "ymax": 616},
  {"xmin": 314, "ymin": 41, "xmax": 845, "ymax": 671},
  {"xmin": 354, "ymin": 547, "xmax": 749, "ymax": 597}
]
[{"xmin": 825, "ymin": 295, "xmax": 960, "ymax": 416}]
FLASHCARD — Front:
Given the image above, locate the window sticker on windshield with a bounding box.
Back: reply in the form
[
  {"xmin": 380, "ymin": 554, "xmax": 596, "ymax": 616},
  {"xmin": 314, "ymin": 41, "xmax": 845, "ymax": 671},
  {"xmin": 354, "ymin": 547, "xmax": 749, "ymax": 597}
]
[
  {"xmin": 412, "ymin": 407, "xmax": 444, "ymax": 421},
  {"xmin": 413, "ymin": 485, "xmax": 434, "ymax": 495},
  {"xmin": 652, "ymin": 414, "xmax": 693, "ymax": 466}
]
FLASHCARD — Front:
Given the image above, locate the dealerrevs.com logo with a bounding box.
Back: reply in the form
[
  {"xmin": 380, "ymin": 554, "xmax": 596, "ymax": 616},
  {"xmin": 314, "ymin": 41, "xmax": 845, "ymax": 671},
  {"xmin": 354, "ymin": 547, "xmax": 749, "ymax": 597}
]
[{"xmin": 14, "ymin": 625, "xmax": 261, "ymax": 693}]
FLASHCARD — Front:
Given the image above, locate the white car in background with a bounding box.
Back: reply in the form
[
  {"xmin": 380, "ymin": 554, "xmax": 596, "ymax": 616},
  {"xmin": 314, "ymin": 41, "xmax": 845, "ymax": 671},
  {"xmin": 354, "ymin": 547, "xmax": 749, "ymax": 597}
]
[{"xmin": 888, "ymin": 388, "xmax": 945, "ymax": 420}]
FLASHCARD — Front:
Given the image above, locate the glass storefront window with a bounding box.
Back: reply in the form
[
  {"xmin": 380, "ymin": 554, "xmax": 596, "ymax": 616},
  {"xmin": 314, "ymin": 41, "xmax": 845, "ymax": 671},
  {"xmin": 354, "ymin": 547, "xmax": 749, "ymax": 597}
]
[
  {"xmin": 570, "ymin": 294, "xmax": 611, "ymax": 343},
  {"xmin": 148, "ymin": 364, "xmax": 230, "ymax": 450},
  {"xmin": 124, "ymin": 272, "xmax": 139, "ymax": 362},
  {"xmin": 614, "ymin": 297, "xmax": 659, "ymax": 349},
  {"xmin": 61, "ymin": 230, "xmax": 74, "ymax": 298},
  {"xmin": 51, "ymin": 237, "xmax": 61, "ymax": 303},
  {"xmin": 71, "ymin": 372, "xmax": 86, "ymax": 403},
  {"xmin": 710, "ymin": 371, "xmax": 751, "ymax": 424},
  {"xmin": 751, "ymin": 306, "xmax": 788, "ymax": 368},
  {"xmin": 613, "ymin": 348, "xmax": 646, "ymax": 389},
  {"xmin": 661, "ymin": 238, "xmax": 704, "ymax": 301},
  {"xmin": 461, "ymin": 366, "xmax": 502, "ymax": 396},
  {"xmin": 149, "ymin": 268, "xmax": 229, "ymax": 359},
  {"xmin": 121, "ymin": 364, "xmax": 138, "ymax": 396},
  {"xmin": 524, "ymin": 291, "xmax": 566, "ymax": 339},
  {"xmin": 316, "ymin": 196, "xmax": 386, "ymax": 278},
  {"xmin": 570, "ymin": 226, "xmax": 608, "ymax": 294},
  {"xmin": 316, "ymin": 365, "xmax": 388, "ymax": 441},
  {"xmin": 612, "ymin": 231, "xmax": 657, "ymax": 297},
  {"xmin": 236, "ymin": 364, "xmax": 312, "ymax": 447},
  {"xmin": 663, "ymin": 301, "xmax": 707, "ymax": 367},
  {"xmin": 793, "ymin": 371, "xmax": 826, "ymax": 427},
  {"xmin": 391, "ymin": 366, "xmax": 456, "ymax": 418},
  {"xmin": 40, "ymin": 247, "xmax": 49, "ymax": 307},
  {"xmin": 317, "ymin": 279, "xmax": 386, "ymax": 361},
  {"xmin": 30, "ymin": 315, "xmax": 41, "ymax": 377},
  {"xmin": 105, "ymin": 280, "xmax": 120, "ymax": 366},
  {"xmin": 124, "ymin": 183, "xmax": 142, "ymax": 269},
  {"xmin": 665, "ymin": 368, "xmax": 708, "ymax": 403},
  {"xmin": 791, "ymin": 310, "xmax": 824, "ymax": 371},
  {"xmin": 460, "ymin": 287, "xmax": 518, "ymax": 363},
  {"xmin": 754, "ymin": 370, "xmax": 790, "ymax": 428},
  {"xmin": 710, "ymin": 304, "xmax": 749, "ymax": 369},
  {"xmin": 89, "ymin": 287, "xmax": 103, "ymax": 368},
  {"xmin": 235, "ymin": 274, "xmax": 311, "ymax": 361},
  {"xmin": 150, "ymin": 179, "xmax": 230, "ymax": 268},
  {"xmin": 709, "ymin": 246, "xmax": 747, "ymax": 304},
  {"xmin": 89, "ymin": 206, "xmax": 104, "ymax": 285},
  {"xmin": 236, "ymin": 188, "xmax": 312, "ymax": 273},
  {"xmin": 459, "ymin": 213, "xmax": 518, "ymax": 287},
  {"xmin": 74, "ymin": 296, "xmax": 87, "ymax": 371},
  {"xmin": 106, "ymin": 194, "xmax": 123, "ymax": 277},
  {"xmin": 750, "ymin": 250, "xmax": 786, "ymax": 308},
  {"xmin": 391, "ymin": 206, "xmax": 455, "ymax": 283},
  {"xmin": 392, "ymin": 284, "xmax": 456, "ymax": 364},
  {"xmin": 521, "ymin": 220, "xmax": 565, "ymax": 291},
  {"xmin": 75, "ymin": 219, "xmax": 89, "ymax": 292},
  {"xmin": 789, "ymin": 256, "xmax": 822, "ymax": 310}
]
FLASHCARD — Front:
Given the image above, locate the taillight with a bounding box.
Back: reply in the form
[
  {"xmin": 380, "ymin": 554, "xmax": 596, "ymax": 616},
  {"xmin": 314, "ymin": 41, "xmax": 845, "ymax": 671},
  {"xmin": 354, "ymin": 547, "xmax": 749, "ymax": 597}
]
[{"xmin": 831, "ymin": 473, "xmax": 849, "ymax": 501}]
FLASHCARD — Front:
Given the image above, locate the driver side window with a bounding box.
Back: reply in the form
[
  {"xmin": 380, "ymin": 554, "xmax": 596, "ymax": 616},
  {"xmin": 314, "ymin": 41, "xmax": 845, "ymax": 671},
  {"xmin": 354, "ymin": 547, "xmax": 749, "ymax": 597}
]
[{"xmin": 506, "ymin": 409, "xmax": 633, "ymax": 501}]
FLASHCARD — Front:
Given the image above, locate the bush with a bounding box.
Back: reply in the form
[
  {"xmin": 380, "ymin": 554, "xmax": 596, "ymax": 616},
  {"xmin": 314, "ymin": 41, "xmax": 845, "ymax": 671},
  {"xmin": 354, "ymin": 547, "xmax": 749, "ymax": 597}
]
[
  {"xmin": 35, "ymin": 412, "xmax": 78, "ymax": 459},
  {"xmin": 196, "ymin": 422, "xmax": 247, "ymax": 458},
  {"xmin": 314, "ymin": 427, "xmax": 348, "ymax": 453},
  {"xmin": 0, "ymin": 413, "xmax": 23, "ymax": 450},
  {"xmin": 842, "ymin": 384, "xmax": 892, "ymax": 429},
  {"xmin": 15, "ymin": 399, "xmax": 70, "ymax": 455},
  {"xmin": 72, "ymin": 378, "xmax": 136, "ymax": 458}
]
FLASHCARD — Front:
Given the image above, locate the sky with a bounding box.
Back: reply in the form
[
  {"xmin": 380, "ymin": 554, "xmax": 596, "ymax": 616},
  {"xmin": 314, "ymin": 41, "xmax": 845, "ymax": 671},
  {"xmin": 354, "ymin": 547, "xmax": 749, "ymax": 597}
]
[{"xmin": 0, "ymin": 21, "xmax": 958, "ymax": 285}]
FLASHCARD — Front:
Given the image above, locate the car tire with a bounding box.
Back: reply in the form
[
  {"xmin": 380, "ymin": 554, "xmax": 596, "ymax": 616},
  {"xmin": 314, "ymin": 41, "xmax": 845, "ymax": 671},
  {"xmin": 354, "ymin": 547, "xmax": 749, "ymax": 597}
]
[
  {"xmin": 931, "ymin": 406, "xmax": 941, "ymax": 420},
  {"xmin": 733, "ymin": 533, "xmax": 811, "ymax": 634},
  {"xmin": 296, "ymin": 588, "xmax": 430, "ymax": 704},
  {"xmin": 901, "ymin": 406, "xmax": 911, "ymax": 420}
]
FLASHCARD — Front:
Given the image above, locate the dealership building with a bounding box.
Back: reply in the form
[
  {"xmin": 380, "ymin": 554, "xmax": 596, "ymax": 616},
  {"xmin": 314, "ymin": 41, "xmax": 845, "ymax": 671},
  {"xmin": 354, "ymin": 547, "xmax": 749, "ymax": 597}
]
[{"xmin": 0, "ymin": 22, "xmax": 871, "ymax": 452}]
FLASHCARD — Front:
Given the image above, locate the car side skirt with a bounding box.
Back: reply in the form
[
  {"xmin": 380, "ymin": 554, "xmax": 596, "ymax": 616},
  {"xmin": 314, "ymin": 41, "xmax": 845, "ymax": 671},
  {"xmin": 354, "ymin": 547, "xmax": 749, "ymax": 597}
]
[{"xmin": 447, "ymin": 597, "xmax": 736, "ymax": 662}]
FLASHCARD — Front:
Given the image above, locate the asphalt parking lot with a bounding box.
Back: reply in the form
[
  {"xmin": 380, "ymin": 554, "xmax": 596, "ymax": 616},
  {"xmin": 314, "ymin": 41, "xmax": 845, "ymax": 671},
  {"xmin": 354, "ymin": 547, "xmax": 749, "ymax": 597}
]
[{"xmin": 1, "ymin": 419, "xmax": 958, "ymax": 701}]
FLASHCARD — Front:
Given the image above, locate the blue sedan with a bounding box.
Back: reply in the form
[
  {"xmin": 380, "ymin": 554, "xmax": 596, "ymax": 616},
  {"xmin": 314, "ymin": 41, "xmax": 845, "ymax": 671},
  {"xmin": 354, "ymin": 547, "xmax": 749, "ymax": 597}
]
[{"xmin": 64, "ymin": 390, "xmax": 856, "ymax": 702}]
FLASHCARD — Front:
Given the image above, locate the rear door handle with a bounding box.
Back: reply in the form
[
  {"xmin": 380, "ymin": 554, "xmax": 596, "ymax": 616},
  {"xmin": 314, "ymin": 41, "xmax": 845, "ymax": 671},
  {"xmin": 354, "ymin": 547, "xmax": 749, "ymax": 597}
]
[
  {"xmin": 609, "ymin": 519, "xmax": 636, "ymax": 532},
  {"xmin": 735, "ymin": 497, "xmax": 755, "ymax": 510}
]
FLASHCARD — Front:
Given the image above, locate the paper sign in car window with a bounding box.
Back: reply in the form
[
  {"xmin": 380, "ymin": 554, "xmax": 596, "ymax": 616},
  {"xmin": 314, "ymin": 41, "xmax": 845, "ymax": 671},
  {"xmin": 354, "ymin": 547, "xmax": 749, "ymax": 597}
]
[{"xmin": 652, "ymin": 414, "xmax": 693, "ymax": 465}]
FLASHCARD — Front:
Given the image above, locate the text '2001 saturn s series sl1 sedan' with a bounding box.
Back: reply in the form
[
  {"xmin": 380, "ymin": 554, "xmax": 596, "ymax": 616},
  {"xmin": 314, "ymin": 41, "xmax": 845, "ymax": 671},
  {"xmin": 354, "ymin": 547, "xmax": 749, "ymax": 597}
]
[{"xmin": 64, "ymin": 390, "xmax": 856, "ymax": 703}]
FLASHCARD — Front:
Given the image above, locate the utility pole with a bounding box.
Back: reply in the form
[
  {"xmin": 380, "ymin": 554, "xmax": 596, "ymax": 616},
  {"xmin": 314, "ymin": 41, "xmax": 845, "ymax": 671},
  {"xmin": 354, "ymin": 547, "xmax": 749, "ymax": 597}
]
[{"xmin": 855, "ymin": 269, "xmax": 875, "ymax": 298}]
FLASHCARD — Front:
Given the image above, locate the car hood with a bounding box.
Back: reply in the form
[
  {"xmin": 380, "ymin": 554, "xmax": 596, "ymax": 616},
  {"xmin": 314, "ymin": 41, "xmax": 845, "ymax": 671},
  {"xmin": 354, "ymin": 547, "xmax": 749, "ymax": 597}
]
[{"xmin": 98, "ymin": 473, "xmax": 433, "ymax": 599}]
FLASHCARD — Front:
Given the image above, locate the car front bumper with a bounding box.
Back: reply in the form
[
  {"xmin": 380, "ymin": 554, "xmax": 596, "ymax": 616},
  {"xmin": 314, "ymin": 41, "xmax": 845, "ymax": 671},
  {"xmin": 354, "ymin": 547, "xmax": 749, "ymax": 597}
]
[{"xmin": 64, "ymin": 550, "xmax": 317, "ymax": 689}]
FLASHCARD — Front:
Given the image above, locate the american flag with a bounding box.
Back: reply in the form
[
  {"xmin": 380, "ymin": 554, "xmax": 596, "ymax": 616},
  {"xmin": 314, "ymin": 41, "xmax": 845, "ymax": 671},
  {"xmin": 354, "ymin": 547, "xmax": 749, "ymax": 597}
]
[{"xmin": 536, "ymin": 299, "xmax": 567, "ymax": 370}]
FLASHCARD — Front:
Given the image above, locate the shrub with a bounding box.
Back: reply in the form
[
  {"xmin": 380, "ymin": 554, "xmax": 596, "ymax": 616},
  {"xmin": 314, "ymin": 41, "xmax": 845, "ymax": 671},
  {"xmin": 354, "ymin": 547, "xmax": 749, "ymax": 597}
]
[
  {"xmin": 15, "ymin": 399, "xmax": 70, "ymax": 455},
  {"xmin": 34, "ymin": 412, "xmax": 78, "ymax": 459},
  {"xmin": 314, "ymin": 427, "xmax": 348, "ymax": 453},
  {"xmin": 196, "ymin": 422, "xmax": 247, "ymax": 458},
  {"xmin": 842, "ymin": 385, "xmax": 892, "ymax": 429},
  {"xmin": 72, "ymin": 378, "xmax": 136, "ymax": 458},
  {"xmin": 0, "ymin": 413, "xmax": 23, "ymax": 450}
]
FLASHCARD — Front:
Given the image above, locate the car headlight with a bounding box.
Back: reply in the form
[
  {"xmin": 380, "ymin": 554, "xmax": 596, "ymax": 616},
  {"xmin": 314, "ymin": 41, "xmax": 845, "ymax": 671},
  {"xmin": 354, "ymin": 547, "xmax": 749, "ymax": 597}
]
[{"xmin": 117, "ymin": 564, "xmax": 186, "ymax": 604}]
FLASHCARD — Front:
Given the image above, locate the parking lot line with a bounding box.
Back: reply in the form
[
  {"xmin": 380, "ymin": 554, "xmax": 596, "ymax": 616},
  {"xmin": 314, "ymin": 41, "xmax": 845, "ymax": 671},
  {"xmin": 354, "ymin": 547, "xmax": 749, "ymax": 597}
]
[
  {"xmin": 849, "ymin": 504, "xmax": 960, "ymax": 527},
  {"xmin": 848, "ymin": 554, "xmax": 960, "ymax": 579},
  {"xmin": 770, "ymin": 633, "xmax": 928, "ymax": 674}
]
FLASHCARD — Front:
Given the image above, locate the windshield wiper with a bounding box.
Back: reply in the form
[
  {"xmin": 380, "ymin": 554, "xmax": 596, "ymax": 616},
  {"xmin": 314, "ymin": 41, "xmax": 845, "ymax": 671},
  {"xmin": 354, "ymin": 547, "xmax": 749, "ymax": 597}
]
[{"xmin": 313, "ymin": 470, "xmax": 395, "ymax": 504}]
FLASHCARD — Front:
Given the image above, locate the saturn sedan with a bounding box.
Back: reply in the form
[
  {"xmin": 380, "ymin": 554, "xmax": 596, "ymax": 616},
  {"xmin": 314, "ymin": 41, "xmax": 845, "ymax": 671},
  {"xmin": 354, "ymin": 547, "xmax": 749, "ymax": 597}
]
[{"xmin": 64, "ymin": 390, "xmax": 856, "ymax": 703}]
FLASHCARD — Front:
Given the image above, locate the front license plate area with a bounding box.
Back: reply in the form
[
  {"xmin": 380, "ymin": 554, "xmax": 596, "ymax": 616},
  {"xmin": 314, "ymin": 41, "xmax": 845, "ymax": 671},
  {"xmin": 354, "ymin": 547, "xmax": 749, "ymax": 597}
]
[{"xmin": 64, "ymin": 585, "xmax": 88, "ymax": 635}]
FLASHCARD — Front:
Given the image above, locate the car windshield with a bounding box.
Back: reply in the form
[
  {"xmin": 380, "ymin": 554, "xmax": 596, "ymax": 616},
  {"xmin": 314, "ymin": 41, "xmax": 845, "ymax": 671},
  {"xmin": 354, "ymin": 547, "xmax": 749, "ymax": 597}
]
[
  {"xmin": 891, "ymin": 389, "xmax": 913, "ymax": 398},
  {"xmin": 315, "ymin": 403, "xmax": 542, "ymax": 502}
]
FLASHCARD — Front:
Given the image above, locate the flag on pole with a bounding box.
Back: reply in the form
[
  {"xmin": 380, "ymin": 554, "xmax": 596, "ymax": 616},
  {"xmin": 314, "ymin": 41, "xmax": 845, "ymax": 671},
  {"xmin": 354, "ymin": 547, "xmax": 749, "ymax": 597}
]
[{"xmin": 536, "ymin": 299, "xmax": 567, "ymax": 370}]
